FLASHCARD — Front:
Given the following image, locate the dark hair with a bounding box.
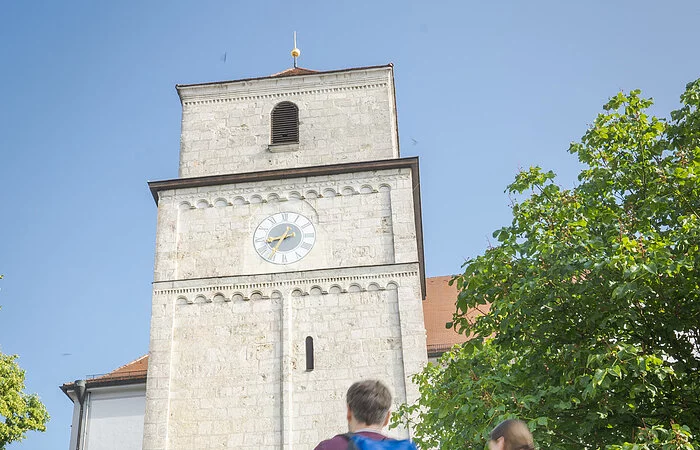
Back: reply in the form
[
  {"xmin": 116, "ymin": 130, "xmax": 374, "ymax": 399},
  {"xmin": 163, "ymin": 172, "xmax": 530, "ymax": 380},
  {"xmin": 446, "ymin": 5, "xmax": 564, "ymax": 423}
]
[
  {"xmin": 346, "ymin": 380, "xmax": 392, "ymax": 426},
  {"xmin": 490, "ymin": 419, "xmax": 535, "ymax": 450}
]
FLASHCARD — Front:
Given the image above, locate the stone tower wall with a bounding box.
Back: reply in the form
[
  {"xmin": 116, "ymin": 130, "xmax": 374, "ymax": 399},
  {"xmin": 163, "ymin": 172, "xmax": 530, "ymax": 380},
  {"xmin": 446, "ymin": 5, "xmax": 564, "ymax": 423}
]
[
  {"xmin": 143, "ymin": 265, "xmax": 425, "ymax": 450},
  {"xmin": 143, "ymin": 65, "xmax": 426, "ymax": 450},
  {"xmin": 151, "ymin": 169, "xmax": 417, "ymax": 282},
  {"xmin": 177, "ymin": 66, "xmax": 399, "ymax": 178}
]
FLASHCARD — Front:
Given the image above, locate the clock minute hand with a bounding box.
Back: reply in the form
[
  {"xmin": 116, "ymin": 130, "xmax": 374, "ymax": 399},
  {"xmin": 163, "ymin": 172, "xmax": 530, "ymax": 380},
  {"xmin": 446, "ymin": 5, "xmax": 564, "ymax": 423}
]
[
  {"xmin": 270, "ymin": 227, "xmax": 291, "ymax": 256},
  {"xmin": 266, "ymin": 231, "xmax": 295, "ymax": 243}
]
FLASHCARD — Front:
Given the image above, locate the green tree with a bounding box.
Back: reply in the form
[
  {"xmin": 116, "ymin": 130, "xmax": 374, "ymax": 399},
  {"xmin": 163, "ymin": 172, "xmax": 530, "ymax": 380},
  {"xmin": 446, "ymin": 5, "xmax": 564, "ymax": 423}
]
[
  {"xmin": 0, "ymin": 278, "xmax": 49, "ymax": 448},
  {"xmin": 395, "ymin": 79, "xmax": 700, "ymax": 449}
]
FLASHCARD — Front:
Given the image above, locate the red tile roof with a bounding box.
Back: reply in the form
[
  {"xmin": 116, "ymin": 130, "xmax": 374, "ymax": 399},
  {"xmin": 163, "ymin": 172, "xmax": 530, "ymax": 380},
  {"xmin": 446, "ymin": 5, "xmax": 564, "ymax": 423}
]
[
  {"xmin": 60, "ymin": 355, "xmax": 148, "ymax": 396},
  {"xmin": 89, "ymin": 355, "xmax": 148, "ymax": 382},
  {"xmin": 423, "ymin": 276, "xmax": 470, "ymax": 355}
]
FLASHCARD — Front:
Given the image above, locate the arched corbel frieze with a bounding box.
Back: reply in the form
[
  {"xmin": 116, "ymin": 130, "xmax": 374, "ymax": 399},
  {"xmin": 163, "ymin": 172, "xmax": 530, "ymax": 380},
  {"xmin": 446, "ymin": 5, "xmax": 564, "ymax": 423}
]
[{"xmin": 166, "ymin": 272, "xmax": 418, "ymax": 307}]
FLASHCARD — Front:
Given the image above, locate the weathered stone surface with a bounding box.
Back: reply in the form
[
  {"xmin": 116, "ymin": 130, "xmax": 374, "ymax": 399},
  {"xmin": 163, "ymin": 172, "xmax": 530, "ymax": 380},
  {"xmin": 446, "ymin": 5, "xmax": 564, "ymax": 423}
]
[
  {"xmin": 143, "ymin": 65, "xmax": 426, "ymax": 450},
  {"xmin": 177, "ymin": 66, "xmax": 399, "ymax": 178},
  {"xmin": 151, "ymin": 169, "xmax": 416, "ymax": 282}
]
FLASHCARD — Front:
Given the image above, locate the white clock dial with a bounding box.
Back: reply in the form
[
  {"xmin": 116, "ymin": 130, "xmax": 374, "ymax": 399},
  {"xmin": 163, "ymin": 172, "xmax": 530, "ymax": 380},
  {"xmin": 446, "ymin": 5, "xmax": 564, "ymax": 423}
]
[{"xmin": 253, "ymin": 212, "xmax": 316, "ymax": 264}]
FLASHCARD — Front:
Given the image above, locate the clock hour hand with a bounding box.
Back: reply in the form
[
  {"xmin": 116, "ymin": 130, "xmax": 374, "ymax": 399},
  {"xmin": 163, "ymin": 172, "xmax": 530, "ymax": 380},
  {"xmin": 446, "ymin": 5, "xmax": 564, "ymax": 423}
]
[
  {"xmin": 270, "ymin": 227, "xmax": 292, "ymax": 256},
  {"xmin": 267, "ymin": 230, "xmax": 295, "ymax": 243}
]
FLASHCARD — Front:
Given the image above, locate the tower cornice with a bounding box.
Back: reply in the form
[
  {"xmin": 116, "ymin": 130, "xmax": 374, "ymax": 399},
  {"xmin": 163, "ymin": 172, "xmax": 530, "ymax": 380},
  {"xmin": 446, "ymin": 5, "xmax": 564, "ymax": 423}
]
[
  {"xmin": 176, "ymin": 64, "xmax": 394, "ymax": 105},
  {"xmin": 176, "ymin": 63, "xmax": 393, "ymax": 91}
]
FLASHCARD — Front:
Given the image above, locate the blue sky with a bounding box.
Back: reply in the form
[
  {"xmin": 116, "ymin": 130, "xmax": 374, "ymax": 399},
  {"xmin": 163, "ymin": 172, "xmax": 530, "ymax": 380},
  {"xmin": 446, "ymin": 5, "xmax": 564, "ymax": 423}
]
[{"xmin": 1, "ymin": 1, "xmax": 699, "ymax": 448}]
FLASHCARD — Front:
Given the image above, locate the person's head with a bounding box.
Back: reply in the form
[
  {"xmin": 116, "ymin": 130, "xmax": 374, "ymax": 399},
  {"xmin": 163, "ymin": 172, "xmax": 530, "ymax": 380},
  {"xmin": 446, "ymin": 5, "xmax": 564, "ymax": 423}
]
[
  {"xmin": 488, "ymin": 419, "xmax": 535, "ymax": 450},
  {"xmin": 345, "ymin": 380, "xmax": 392, "ymax": 431}
]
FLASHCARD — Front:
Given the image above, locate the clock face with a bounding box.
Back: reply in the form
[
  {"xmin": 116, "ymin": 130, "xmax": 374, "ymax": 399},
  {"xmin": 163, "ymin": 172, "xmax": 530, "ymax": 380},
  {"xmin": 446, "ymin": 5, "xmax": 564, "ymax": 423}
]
[{"xmin": 253, "ymin": 212, "xmax": 316, "ymax": 264}]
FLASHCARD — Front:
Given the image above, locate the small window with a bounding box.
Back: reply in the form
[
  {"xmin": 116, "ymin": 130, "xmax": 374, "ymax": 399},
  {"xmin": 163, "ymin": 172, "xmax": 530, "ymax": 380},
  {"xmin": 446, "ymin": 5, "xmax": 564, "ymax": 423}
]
[
  {"xmin": 271, "ymin": 102, "xmax": 299, "ymax": 145},
  {"xmin": 305, "ymin": 336, "xmax": 314, "ymax": 371}
]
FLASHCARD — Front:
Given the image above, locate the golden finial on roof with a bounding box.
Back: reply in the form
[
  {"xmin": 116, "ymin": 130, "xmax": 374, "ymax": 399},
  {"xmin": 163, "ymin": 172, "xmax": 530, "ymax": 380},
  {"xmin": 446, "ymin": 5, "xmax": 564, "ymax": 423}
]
[{"xmin": 291, "ymin": 31, "xmax": 301, "ymax": 68}]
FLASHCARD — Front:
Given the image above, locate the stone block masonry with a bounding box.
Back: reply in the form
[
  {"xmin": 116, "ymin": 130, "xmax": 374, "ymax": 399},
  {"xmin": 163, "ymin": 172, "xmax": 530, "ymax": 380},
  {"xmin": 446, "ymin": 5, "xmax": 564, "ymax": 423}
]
[
  {"xmin": 176, "ymin": 66, "xmax": 400, "ymax": 178},
  {"xmin": 142, "ymin": 264, "xmax": 426, "ymax": 450},
  {"xmin": 142, "ymin": 63, "xmax": 427, "ymax": 450},
  {"xmin": 151, "ymin": 168, "xmax": 416, "ymax": 282}
]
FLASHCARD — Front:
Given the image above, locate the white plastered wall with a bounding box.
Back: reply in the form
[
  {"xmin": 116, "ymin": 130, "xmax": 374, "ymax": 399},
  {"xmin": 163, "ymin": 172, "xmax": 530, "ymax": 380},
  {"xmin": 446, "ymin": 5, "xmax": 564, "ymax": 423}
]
[{"xmin": 67, "ymin": 384, "xmax": 146, "ymax": 450}]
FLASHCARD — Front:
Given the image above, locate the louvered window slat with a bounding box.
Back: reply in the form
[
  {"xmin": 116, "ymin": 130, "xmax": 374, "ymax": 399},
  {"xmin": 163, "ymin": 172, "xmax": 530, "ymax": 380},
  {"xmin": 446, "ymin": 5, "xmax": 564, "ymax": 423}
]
[{"xmin": 271, "ymin": 102, "xmax": 299, "ymax": 144}]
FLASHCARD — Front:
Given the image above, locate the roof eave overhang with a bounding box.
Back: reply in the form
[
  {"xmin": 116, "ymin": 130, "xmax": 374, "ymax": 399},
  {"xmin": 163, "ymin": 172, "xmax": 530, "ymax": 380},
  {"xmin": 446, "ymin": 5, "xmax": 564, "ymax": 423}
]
[
  {"xmin": 60, "ymin": 376, "xmax": 148, "ymax": 402},
  {"xmin": 177, "ymin": 63, "xmax": 393, "ymax": 89},
  {"xmin": 175, "ymin": 64, "xmax": 394, "ymax": 103}
]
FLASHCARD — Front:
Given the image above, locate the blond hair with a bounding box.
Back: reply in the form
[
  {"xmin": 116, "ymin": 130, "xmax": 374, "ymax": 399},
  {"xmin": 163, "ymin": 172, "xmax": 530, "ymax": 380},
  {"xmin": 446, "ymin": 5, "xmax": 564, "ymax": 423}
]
[{"xmin": 490, "ymin": 419, "xmax": 535, "ymax": 450}]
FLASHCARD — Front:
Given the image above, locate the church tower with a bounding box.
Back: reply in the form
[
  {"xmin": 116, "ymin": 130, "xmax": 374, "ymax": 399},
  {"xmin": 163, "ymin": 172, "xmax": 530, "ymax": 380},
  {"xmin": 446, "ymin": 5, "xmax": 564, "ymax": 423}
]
[{"xmin": 142, "ymin": 58, "xmax": 427, "ymax": 449}]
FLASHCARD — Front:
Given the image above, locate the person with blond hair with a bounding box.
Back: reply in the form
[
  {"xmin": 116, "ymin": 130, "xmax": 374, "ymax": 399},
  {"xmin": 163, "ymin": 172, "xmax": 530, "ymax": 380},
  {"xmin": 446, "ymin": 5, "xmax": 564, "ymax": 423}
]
[{"xmin": 488, "ymin": 419, "xmax": 535, "ymax": 450}]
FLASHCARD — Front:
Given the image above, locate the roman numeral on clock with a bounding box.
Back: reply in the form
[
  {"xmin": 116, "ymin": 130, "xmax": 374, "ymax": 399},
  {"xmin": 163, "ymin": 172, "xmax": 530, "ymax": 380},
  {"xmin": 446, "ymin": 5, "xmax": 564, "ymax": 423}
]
[{"xmin": 255, "ymin": 213, "xmax": 315, "ymax": 264}]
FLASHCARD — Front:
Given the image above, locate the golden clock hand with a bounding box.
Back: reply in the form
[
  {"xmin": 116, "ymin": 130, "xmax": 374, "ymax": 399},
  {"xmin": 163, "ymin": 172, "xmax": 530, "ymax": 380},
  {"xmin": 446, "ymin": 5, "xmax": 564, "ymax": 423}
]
[
  {"xmin": 270, "ymin": 227, "xmax": 291, "ymax": 257},
  {"xmin": 270, "ymin": 234, "xmax": 286, "ymax": 256},
  {"xmin": 266, "ymin": 230, "xmax": 296, "ymax": 243}
]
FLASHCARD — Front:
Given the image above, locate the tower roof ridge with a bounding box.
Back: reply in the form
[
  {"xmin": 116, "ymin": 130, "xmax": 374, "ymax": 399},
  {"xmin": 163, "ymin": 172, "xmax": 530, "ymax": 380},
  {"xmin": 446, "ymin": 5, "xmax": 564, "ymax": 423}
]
[
  {"xmin": 270, "ymin": 67, "xmax": 319, "ymax": 77},
  {"xmin": 176, "ymin": 63, "xmax": 394, "ymax": 89}
]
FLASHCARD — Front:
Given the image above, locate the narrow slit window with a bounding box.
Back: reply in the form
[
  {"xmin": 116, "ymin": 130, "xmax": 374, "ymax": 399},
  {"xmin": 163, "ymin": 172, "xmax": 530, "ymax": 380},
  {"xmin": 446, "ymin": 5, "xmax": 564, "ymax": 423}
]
[
  {"xmin": 305, "ymin": 336, "xmax": 314, "ymax": 371},
  {"xmin": 271, "ymin": 101, "xmax": 299, "ymax": 144}
]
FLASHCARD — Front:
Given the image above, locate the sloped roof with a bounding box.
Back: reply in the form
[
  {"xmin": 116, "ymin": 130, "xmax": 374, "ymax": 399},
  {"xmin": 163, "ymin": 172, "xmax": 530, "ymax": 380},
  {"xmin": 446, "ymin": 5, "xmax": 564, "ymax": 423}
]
[
  {"xmin": 423, "ymin": 276, "xmax": 472, "ymax": 355},
  {"xmin": 176, "ymin": 63, "xmax": 393, "ymax": 89},
  {"xmin": 60, "ymin": 355, "xmax": 148, "ymax": 398},
  {"xmin": 92, "ymin": 354, "xmax": 149, "ymax": 381},
  {"xmin": 269, "ymin": 67, "xmax": 319, "ymax": 77}
]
